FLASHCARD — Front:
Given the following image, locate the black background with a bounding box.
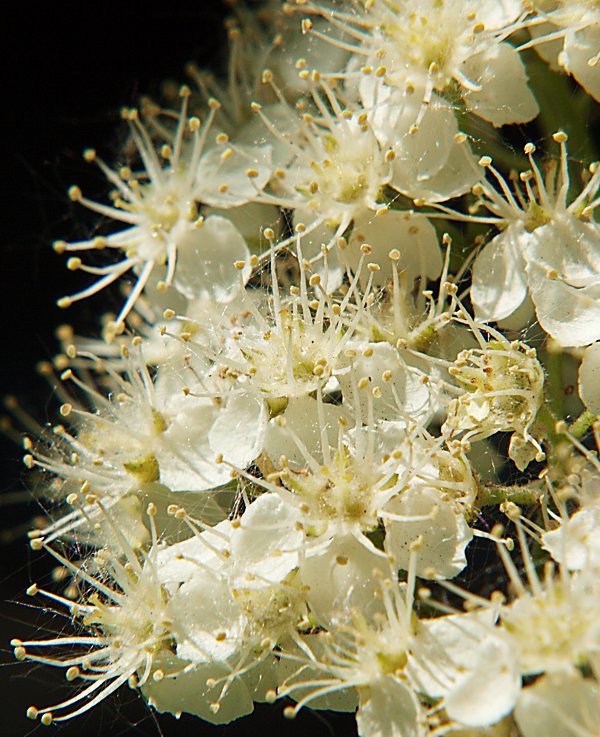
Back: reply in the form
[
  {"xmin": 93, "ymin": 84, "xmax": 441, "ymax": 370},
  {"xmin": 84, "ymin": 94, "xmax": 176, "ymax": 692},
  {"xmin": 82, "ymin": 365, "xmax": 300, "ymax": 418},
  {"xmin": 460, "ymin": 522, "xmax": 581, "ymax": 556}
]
[{"xmin": 0, "ymin": 3, "xmax": 356, "ymax": 736}]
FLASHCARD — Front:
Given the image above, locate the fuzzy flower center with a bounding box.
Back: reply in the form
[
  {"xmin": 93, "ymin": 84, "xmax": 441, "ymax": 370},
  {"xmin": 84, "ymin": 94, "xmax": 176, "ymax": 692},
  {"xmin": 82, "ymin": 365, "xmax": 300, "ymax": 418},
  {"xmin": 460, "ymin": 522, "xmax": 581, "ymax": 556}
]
[
  {"xmin": 282, "ymin": 447, "xmax": 383, "ymax": 533},
  {"xmin": 382, "ymin": 9, "xmax": 459, "ymax": 77},
  {"xmin": 304, "ymin": 129, "xmax": 385, "ymax": 209},
  {"xmin": 501, "ymin": 581, "xmax": 598, "ymax": 673}
]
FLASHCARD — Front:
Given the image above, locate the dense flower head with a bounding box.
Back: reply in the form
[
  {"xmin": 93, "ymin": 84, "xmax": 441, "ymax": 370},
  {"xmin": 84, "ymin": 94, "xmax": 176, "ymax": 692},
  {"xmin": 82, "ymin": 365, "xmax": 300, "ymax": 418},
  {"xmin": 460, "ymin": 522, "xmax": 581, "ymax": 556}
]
[{"xmin": 8, "ymin": 1, "xmax": 600, "ymax": 736}]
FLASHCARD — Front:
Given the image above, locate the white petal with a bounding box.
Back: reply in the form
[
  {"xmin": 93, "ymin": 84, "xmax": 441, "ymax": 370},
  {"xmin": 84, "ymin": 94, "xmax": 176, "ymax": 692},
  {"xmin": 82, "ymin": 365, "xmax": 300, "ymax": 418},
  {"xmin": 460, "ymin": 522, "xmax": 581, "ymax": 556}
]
[
  {"xmin": 526, "ymin": 258, "xmax": 600, "ymax": 346},
  {"xmin": 89, "ymin": 495, "xmax": 149, "ymax": 551},
  {"xmin": 445, "ymin": 635, "xmax": 521, "ymax": 727},
  {"xmin": 461, "ymin": 43, "xmax": 539, "ymax": 126},
  {"xmin": 384, "ymin": 94, "xmax": 457, "ymax": 179},
  {"xmin": 171, "ymin": 573, "xmax": 244, "ymax": 663},
  {"xmin": 236, "ymin": 103, "xmax": 299, "ymax": 169},
  {"xmin": 346, "ymin": 211, "xmax": 442, "ymax": 286},
  {"xmin": 157, "ymin": 520, "xmax": 232, "ymax": 588},
  {"xmin": 496, "ymin": 293, "xmax": 536, "ymax": 332},
  {"xmin": 204, "ymin": 201, "xmax": 282, "ymax": 253},
  {"xmin": 173, "ymin": 215, "xmax": 250, "ymax": 302},
  {"xmin": 410, "ymin": 134, "xmax": 482, "ymax": 203},
  {"xmin": 384, "ymin": 487, "xmax": 473, "ymax": 580},
  {"xmin": 241, "ymin": 655, "xmax": 281, "ymax": 704},
  {"xmin": 471, "ymin": 228, "xmax": 529, "ymax": 322},
  {"xmin": 579, "ymin": 342, "xmax": 600, "ymax": 414},
  {"xmin": 275, "ymin": 633, "xmax": 359, "ymax": 712},
  {"xmin": 515, "ymin": 672, "xmax": 600, "ymax": 737},
  {"xmin": 475, "ymin": 0, "xmax": 524, "ymax": 28},
  {"xmin": 410, "ymin": 610, "xmax": 497, "ymax": 698},
  {"xmin": 528, "ymin": 20, "xmax": 564, "ymax": 68},
  {"xmin": 338, "ymin": 342, "xmax": 433, "ymax": 424},
  {"xmin": 300, "ymin": 534, "xmax": 387, "ymax": 627},
  {"xmin": 143, "ymin": 656, "xmax": 254, "ymax": 723},
  {"xmin": 209, "ymin": 393, "xmax": 267, "ymax": 467},
  {"xmin": 158, "ymin": 397, "xmax": 232, "ymax": 492},
  {"xmin": 274, "ymin": 18, "xmax": 350, "ymax": 99},
  {"xmin": 263, "ymin": 395, "xmax": 348, "ymax": 469},
  {"xmin": 196, "ymin": 145, "xmax": 272, "ymax": 207},
  {"xmin": 232, "ymin": 493, "xmax": 304, "ymax": 583},
  {"xmin": 542, "ymin": 503, "xmax": 600, "ymax": 570},
  {"xmin": 563, "ymin": 25, "xmax": 600, "ymax": 101},
  {"xmin": 528, "ymin": 219, "xmax": 600, "ymax": 287},
  {"xmin": 387, "ymin": 95, "xmax": 481, "ymax": 201},
  {"xmin": 356, "ymin": 678, "xmax": 425, "ymax": 737}
]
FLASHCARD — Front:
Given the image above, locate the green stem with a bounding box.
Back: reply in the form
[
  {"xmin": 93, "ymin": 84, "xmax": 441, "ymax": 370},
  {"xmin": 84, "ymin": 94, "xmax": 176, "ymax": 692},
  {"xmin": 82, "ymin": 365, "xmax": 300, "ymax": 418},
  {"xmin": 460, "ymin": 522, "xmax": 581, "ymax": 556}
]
[
  {"xmin": 569, "ymin": 409, "xmax": 597, "ymax": 440},
  {"xmin": 545, "ymin": 346, "xmax": 565, "ymax": 418},
  {"xmin": 476, "ymin": 481, "xmax": 541, "ymax": 508}
]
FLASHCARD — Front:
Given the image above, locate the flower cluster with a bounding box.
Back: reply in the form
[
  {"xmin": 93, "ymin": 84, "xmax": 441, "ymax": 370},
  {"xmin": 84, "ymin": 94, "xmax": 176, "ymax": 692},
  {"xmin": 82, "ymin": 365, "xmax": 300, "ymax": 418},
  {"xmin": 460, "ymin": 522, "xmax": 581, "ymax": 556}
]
[{"xmin": 8, "ymin": 2, "xmax": 600, "ymax": 736}]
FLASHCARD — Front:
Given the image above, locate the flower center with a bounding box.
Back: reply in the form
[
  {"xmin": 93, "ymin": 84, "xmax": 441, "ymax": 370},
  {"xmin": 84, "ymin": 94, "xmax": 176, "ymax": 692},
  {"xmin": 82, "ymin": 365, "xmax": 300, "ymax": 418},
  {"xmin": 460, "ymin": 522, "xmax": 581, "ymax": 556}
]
[{"xmin": 283, "ymin": 449, "xmax": 380, "ymax": 533}]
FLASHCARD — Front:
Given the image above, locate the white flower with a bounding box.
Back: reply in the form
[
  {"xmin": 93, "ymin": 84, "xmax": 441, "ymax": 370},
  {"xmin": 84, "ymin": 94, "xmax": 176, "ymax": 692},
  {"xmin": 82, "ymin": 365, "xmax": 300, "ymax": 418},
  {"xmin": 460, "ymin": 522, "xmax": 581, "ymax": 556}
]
[
  {"xmin": 13, "ymin": 522, "xmax": 177, "ymax": 726},
  {"xmin": 277, "ymin": 568, "xmax": 429, "ymax": 737},
  {"xmin": 209, "ymin": 239, "xmax": 370, "ymax": 419},
  {"xmin": 279, "ymin": 568, "xmax": 517, "ymax": 735},
  {"xmin": 526, "ymin": 0, "xmax": 600, "ymax": 100},
  {"xmin": 55, "ymin": 91, "xmax": 271, "ymax": 331},
  {"xmin": 364, "ymin": 87, "xmax": 482, "ymax": 202},
  {"xmin": 302, "ymin": 0, "xmax": 538, "ymax": 126},
  {"xmin": 542, "ymin": 501, "xmax": 600, "ymax": 570},
  {"xmin": 234, "ymin": 386, "xmax": 475, "ymax": 604},
  {"xmin": 497, "ymin": 512, "xmax": 600, "ymax": 675},
  {"xmin": 158, "ymin": 495, "xmax": 308, "ymax": 656},
  {"xmin": 442, "ymin": 336, "xmax": 545, "ymax": 470},
  {"xmin": 253, "ymin": 93, "xmax": 394, "ymax": 236},
  {"xmin": 23, "ymin": 344, "xmax": 268, "ymax": 545},
  {"xmin": 252, "ymin": 75, "xmax": 477, "ymax": 267},
  {"xmin": 468, "ymin": 133, "xmax": 600, "ymax": 345},
  {"xmin": 153, "ymin": 494, "xmax": 309, "ymax": 718},
  {"xmin": 353, "ymin": 240, "xmax": 459, "ymax": 352},
  {"xmin": 515, "ymin": 671, "xmax": 600, "ymax": 737},
  {"xmin": 383, "ymin": 485, "xmax": 473, "ymax": 580}
]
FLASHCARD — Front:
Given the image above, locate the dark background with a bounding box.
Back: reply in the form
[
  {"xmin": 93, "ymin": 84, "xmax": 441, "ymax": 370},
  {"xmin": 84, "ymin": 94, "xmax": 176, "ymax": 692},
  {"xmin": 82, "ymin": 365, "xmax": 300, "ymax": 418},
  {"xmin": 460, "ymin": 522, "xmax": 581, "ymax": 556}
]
[{"xmin": 0, "ymin": 4, "xmax": 355, "ymax": 736}]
